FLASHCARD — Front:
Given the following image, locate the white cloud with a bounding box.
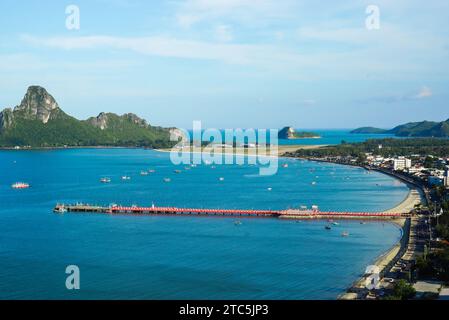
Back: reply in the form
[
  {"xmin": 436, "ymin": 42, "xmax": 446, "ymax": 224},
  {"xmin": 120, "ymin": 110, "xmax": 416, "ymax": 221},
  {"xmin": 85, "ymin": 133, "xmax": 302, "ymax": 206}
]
[
  {"xmin": 302, "ymin": 99, "xmax": 316, "ymax": 106},
  {"xmin": 175, "ymin": 0, "xmax": 294, "ymax": 27},
  {"xmin": 20, "ymin": 34, "xmax": 307, "ymax": 68},
  {"xmin": 415, "ymin": 86, "xmax": 432, "ymax": 99},
  {"xmin": 214, "ymin": 25, "xmax": 233, "ymax": 42}
]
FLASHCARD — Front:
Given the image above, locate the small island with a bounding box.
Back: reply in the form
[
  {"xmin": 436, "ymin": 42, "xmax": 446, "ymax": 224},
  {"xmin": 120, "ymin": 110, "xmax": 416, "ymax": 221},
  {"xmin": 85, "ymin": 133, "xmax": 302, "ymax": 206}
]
[{"xmin": 278, "ymin": 126, "xmax": 321, "ymax": 139}]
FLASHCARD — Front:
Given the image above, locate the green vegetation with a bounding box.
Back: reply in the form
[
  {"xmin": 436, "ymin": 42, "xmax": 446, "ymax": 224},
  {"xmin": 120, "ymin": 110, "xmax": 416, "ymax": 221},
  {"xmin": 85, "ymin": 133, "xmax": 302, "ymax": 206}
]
[
  {"xmin": 287, "ymin": 138, "xmax": 449, "ymax": 158},
  {"xmin": 278, "ymin": 126, "xmax": 320, "ymax": 139},
  {"xmin": 0, "ymin": 86, "xmax": 175, "ymax": 149},
  {"xmin": 0, "ymin": 110, "xmax": 174, "ymax": 148},
  {"xmin": 293, "ymin": 131, "xmax": 321, "ymax": 138},
  {"xmin": 351, "ymin": 127, "xmax": 388, "ymax": 134},
  {"xmin": 383, "ymin": 280, "xmax": 416, "ymax": 300},
  {"xmin": 352, "ymin": 119, "xmax": 449, "ymax": 137}
]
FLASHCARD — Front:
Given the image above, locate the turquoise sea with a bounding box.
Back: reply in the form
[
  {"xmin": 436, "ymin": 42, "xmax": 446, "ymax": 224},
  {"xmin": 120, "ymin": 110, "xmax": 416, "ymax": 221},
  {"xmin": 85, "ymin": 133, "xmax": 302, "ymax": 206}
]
[{"xmin": 0, "ymin": 148, "xmax": 408, "ymax": 299}]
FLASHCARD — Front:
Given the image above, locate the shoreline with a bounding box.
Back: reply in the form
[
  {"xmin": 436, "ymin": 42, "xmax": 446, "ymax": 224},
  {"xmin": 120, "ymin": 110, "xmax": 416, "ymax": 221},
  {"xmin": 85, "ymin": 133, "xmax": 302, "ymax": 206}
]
[{"xmin": 5, "ymin": 145, "xmax": 420, "ymax": 300}]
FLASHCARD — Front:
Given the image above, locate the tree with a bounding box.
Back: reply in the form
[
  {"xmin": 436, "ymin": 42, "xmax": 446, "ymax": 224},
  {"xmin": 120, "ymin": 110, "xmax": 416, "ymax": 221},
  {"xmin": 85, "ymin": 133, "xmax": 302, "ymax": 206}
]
[{"xmin": 391, "ymin": 280, "xmax": 416, "ymax": 300}]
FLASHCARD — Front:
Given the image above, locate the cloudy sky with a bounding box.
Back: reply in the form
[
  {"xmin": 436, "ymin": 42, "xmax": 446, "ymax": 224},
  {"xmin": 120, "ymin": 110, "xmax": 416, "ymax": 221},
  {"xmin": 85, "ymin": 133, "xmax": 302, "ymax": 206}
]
[{"xmin": 1, "ymin": 0, "xmax": 448, "ymax": 129}]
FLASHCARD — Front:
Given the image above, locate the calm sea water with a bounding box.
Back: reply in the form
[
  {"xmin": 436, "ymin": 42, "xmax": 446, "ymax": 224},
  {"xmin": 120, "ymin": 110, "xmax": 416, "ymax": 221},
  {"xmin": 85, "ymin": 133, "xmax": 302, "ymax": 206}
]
[
  {"xmin": 279, "ymin": 129, "xmax": 396, "ymax": 146},
  {"xmin": 0, "ymin": 148, "xmax": 407, "ymax": 300},
  {"xmin": 188, "ymin": 129, "xmax": 396, "ymax": 146}
]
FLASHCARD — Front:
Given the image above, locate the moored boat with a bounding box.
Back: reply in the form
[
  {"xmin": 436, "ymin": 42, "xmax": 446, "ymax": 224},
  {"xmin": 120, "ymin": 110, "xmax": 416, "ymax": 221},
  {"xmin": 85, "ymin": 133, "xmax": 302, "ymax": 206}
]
[{"xmin": 11, "ymin": 182, "xmax": 30, "ymax": 189}]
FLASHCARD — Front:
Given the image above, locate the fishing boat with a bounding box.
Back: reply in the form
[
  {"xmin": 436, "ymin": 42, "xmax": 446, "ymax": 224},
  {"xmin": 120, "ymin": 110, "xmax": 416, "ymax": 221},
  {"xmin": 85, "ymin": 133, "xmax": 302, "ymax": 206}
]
[
  {"xmin": 121, "ymin": 176, "xmax": 131, "ymax": 181},
  {"xmin": 11, "ymin": 182, "xmax": 30, "ymax": 189},
  {"xmin": 219, "ymin": 177, "xmax": 225, "ymax": 181},
  {"xmin": 311, "ymin": 181, "xmax": 317, "ymax": 185},
  {"xmin": 267, "ymin": 187, "xmax": 272, "ymax": 191},
  {"xmin": 341, "ymin": 231, "xmax": 350, "ymax": 237},
  {"xmin": 100, "ymin": 177, "xmax": 111, "ymax": 183}
]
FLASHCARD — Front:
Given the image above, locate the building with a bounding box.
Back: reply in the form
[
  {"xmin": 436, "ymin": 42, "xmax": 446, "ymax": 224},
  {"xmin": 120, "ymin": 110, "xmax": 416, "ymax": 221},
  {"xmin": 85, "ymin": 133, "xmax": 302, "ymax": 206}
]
[
  {"xmin": 444, "ymin": 167, "xmax": 449, "ymax": 188},
  {"xmin": 393, "ymin": 157, "xmax": 412, "ymax": 171}
]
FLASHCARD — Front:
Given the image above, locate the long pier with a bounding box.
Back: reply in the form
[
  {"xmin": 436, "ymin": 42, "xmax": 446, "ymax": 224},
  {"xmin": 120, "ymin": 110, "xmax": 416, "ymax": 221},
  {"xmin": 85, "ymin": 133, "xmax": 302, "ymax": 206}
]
[{"xmin": 53, "ymin": 204, "xmax": 409, "ymax": 219}]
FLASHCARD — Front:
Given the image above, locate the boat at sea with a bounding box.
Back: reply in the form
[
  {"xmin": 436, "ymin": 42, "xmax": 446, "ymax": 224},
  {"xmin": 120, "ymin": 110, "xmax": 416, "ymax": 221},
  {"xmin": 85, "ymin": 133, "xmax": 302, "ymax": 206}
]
[
  {"xmin": 11, "ymin": 182, "xmax": 30, "ymax": 189},
  {"xmin": 325, "ymin": 225, "xmax": 332, "ymax": 230},
  {"xmin": 282, "ymin": 164, "xmax": 289, "ymax": 168},
  {"xmin": 100, "ymin": 177, "xmax": 111, "ymax": 183},
  {"xmin": 163, "ymin": 178, "xmax": 171, "ymax": 183},
  {"xmin": 121, "ymin": 176, "xmax": 131, "ymax": 181},
  {"xmin": 174, "ymin": 170, "xmax": 182, "ymax": 174},
  {"xmin": 341, "ymin": 231, "xmax": 350, "ymax": 237},
  {"xmin": 140, "ymin": 171, "xmax": 149, "ymax": 176},
  {"xmin": 148, "ymin": 169, "xmax": 156, "ymax": 173}
]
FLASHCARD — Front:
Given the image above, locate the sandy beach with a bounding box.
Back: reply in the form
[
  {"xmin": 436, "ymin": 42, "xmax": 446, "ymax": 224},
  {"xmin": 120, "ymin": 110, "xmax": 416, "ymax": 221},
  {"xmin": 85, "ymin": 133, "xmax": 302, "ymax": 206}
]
[{"xmin": 156, "ymin": 144, "xmax": 325, "ymax": 157}]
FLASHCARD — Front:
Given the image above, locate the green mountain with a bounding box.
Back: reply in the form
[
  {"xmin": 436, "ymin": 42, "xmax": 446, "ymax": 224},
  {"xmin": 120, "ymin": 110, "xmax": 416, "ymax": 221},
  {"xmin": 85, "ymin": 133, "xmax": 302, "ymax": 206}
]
[
  {"xmin": 278, "ymin": 126, "xmax": 321, "ymax": 139},
  {"xmin": 0, "ymin": 86, "xmax": 177, "ymax": 148},
  {"xmin": 351, "ymin": 119, "xmax": 449, "ymax": 137},
  {"xmin": 350, "ymin": 127, "xmax": 388, "ymax": 134}
]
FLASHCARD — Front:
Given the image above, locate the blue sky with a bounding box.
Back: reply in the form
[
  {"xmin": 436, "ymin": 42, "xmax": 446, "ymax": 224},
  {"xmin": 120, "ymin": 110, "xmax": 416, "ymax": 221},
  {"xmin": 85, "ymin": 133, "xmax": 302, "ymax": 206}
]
[{"xmin": 1, "ymin": 0, "xmax": 449, "ymax": 129}]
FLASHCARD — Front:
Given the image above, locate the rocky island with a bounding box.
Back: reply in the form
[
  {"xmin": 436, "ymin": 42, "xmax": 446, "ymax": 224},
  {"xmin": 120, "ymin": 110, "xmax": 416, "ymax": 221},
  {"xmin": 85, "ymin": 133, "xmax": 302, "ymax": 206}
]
[
  {"xmin": 0, "ymin": 86, "xmax": 177, "ymax": 148},
  {"xmin": 278, "ymin": 126, "xmax": 321, "ymax": 139}
]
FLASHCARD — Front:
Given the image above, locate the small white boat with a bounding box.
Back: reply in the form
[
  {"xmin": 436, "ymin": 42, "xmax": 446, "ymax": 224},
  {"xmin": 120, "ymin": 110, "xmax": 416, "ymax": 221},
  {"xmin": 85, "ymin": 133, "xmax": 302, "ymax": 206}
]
[
  {"xmin": 332, "ymin": 222, "xmax": 339, "ymax": 226},
  {"xmin": 121, "ymin": 176, "xmax": 131, "ymax": 181},
  {"xmin": 163, "ymin": 178, "xmax": 171, "ymax": 183},
  {"xmin": 282, "ymin": 164, "xmax": 289, "ymax": 168},
  {"xmin": 311, "ymin": 181, "xmax": 317, "ymax": 185},
  {"xmin": 174, "ymin": 170, "xmax": 182, "ymax": 174},
  {"xmin": 341, "ymin": 231, "xmax": 350, "ymax": 237},
  {"xmin": 234, "ymin": 220, "xmax": 242, "ymax": 226},
  {"xmin": 267, "ymin": 187, "xmax": 272, "ymax": 191},
  {"xmin": 100, "ymin": 178, "xmax": 111, "ymax": 183},
  {"xmin": 219, "ymin": 177, "xmax": 225, "ymax": 181},
  {"xmin": 140, "ymin": 171, "xmax": 149, "ymax": 176},
  {"xmin": 11, "ymin": 182, "xmax": 30, "ymax": 189},
  {"xmin": 148, "ymin": 169, "xmax": 156, "ymax": 173}
]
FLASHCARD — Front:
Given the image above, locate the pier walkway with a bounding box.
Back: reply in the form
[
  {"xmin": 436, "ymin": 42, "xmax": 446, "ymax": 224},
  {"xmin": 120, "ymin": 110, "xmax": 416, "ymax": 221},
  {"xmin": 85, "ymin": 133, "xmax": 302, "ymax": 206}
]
[{"xmin": 54, "ymin": 204, "xmax": 409, "ymax": 219}]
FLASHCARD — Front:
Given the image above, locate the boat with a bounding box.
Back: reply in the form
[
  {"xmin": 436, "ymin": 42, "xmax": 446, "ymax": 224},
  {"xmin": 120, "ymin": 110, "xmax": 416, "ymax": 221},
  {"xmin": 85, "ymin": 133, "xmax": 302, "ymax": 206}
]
[
  {"xmin": 163, "ymin": 178, "xmax": 171, "ymax": 183},
  {"xmin": 267, "ymin": 187, "xmax": 272, "ymax": 191},
  {"xmin": 282, "ymin": 163, "xmax": 289, "ymax": 168},
  {"xmin": 53, "ymin": 205, "xmax": 67, "ymax": 214},
  {"xmin": 148, "ymin": 169, "xmax": 156, "ymax": 173},
  {"xmin": 11, "ymin": 182, "xmax": 30, "ymax": 189},
  {"xmin": 325, "ymin": 225, "xmax": 332, "ymax": 230},
  {"xmin": 219, "ymin": 177, "xmax": 225, "ymax": 181},
  {"xmin": 341, "ymin": 231, "xmax": 350, "ymax": 237},
  {"xmin": 174, "ymin": 170, "xmax": 182, "ymax": 174},
  {"xmin": 311, "ymin": 181, "xmax": 317, "ymax": 185},
  {"xmin": 234, "ymin": 220, "xmax": 242, "ymax": 226},
  {"xmin": 100, "ymin": 177, "xmax": 111, "ymax": 183},
  {"xmin": 332, "ymin": 222, "xmax": 340, "ymax": 226},
  {"xmin": 140, "ymin": 171, "xmax": 149, "ymax": 176},
  {"xmin": 121, "ymin": 176, "xmax": 131, "ymax": 181}
]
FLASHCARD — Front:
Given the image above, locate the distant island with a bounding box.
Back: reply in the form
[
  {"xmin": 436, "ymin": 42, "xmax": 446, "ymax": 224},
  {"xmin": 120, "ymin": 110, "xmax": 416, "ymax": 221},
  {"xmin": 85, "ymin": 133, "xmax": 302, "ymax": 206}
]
[
  {"xmin": 351, "ymin": 119, "xmax": 449, "ymax": 137},
  {"xmin": 278, "ymin": 127, "xmax": 321, "ymax": 139},
  {"xmin": 0, "ymin": 86, "xmax": 181, "ymax": 148}
]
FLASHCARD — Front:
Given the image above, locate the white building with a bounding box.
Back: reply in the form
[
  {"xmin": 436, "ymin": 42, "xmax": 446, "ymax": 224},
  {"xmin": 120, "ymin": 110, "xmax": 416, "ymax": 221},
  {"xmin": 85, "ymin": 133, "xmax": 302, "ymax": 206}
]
[{"xmin": 393, "ymin": 157, "xmax": 412, "ymax": 171}]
